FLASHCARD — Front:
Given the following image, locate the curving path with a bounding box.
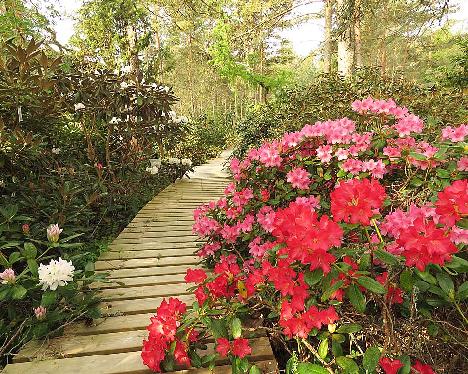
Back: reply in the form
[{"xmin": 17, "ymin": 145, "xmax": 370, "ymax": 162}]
[{"xmin": 3, "ymin": 151, "xmax": 277, "ymax": 374}]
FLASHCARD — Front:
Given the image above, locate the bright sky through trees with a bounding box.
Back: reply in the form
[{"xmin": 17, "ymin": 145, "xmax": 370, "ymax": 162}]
[{"xmin": 53, "ymin": 0, "xmax": 468, "ymax": 57}]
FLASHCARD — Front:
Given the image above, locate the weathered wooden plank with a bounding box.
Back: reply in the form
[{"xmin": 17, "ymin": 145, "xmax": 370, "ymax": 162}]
[
  {"xmin": 14, "ymin": 336, "xmax": 273, "ymax": 366},
  {"xmin": 111, "ymin": 237, "xmax": 199, "ymax": 244},
  {"xmin": 104, "ymin": 264, "xmax": 192, "ymax": 279},
  {"xmin": 95, "ymin": 256, "xmax": 199, "ymax": 271},
  {"xmin": 121, "ymin": 226, "xmax": 194, "ymax": 233},
  {"xmin": 6, "ymin": 354, "xmax": 275, "ymax": 374},
  {"xmin": 92, "ymin": 273, "xmax": 186, "ymax": 289},
  {"xmin": 100, "ymin": 248, "xmax": 196, "ymax": 260},
  {"xmin": 99, "ymin": 294, "xmax": 195, "ymax": 316},
  {"xmin": 108, "ymin": 241, "xmax": 198, "ymax": 250},
  {"xmin": 116, "ymin": 231, "xmax": 196, "ymax": 239},
  {"xmin": 99, "ymin": 283, "xmax": 190, "ymax": 301}
]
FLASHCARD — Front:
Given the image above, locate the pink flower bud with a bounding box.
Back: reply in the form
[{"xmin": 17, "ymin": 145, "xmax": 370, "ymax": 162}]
[
  {"xmin": 96, "ymin": 162, "xmax": 103, "ymax": 170},
  {"xmin": 33, "ymin": 306, "xmax": 47, "ymax": 320},
  {"xmin": 0, "ymin": 268, "xmax": 16, "ymax": 284},
  {"xmin": 22, "ymin": 223, "xmax": 30, "ymax": 235},
  {"xmin": 47, "ymin": 224, "xmax": 63, "ymax": 243}
]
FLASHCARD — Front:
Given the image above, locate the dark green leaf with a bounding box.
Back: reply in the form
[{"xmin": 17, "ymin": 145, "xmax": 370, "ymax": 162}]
[
  {"xmin": 297, "ymin": 363, "xmax": 329, "ymax": 374},
  {"xmin": 346, "ymin": 284, "xmax": 366, "ymax": 313},
  {"xmin": 23, "ymin": 242, "xmax": 37, "ymax": 259},
  {"xmin": 363, "ymin": 346, "xmax": 381, "ymax": 373},
  {"xmin": 399, "ymin": 269, "xmax": 414, "ymax": 292},
  {"xmin": 357, "ymin": 276, "xmax": 386, "ymax": 294},
  {"xmin": 336, "ymin": 323, "xmax": 362, "ymax": 334},
  {"xmin": 336, "ymin": 356, "xmax": 359, "ymax": 373},
  {"xmin": 374, "ymin": 249, "xmax": 399, "ymax": 266},
  {"xmin": 305, "ymin": 269, "xmax": 323, "ymax": 286},
  {"xmin": 11, "ymin": 285, "xmax": 27, "ymax": 300}
]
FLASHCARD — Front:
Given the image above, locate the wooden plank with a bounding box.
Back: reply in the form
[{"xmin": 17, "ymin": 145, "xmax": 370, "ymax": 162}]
[
  {"xmin": 104, "ymin": 264, "xmax": 192, "ymax": 279},
  {"xmin": 122, "ymin": 226, "xmax": 194, "ymax": 233},
  {"xmin": 99, "ymin": 248, "xmax": 197, "ymax": 260},
  {"xmin": 108, "ymin": 242, "xmax": 199, "ymax": 250},
  {"xmin": 95, "ymin": 256, "xmax": 199, "ymax": 271},
  {"xmin": 91, "ymin": 273, "xmax": 186, "ymax": 289},
  {"xmin": 116, "ymin": 232, "xmax": 196, "ymax": 239},
  {"xmin": 14, "ymin": 336, "xmax": 272, "ymax": 366},
  {"xmin": 99, "ymin": 283, "xmax": 190, "ymax": 301},
  {"xmin": 99, "ymin": 294, "xmax": 195, "ymax": 316},
  {"xmin": 110, "ymin": 237, "xmax": 199, "ymax": 244},
  {"xmin": 5, "ymin": 354, "xmax": 275, "ymax": 374}
]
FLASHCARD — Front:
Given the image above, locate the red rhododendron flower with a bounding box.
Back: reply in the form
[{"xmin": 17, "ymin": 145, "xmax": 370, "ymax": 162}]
[
  {"xmin": 184, "ymin": 268, "xmax": 207, "ymax": 284},
  {"xmin": 435, "ymin": 179, "xmax": 468, "ymax": 226},
  {"xmin": 174, "ymin": 340, "xmax": 191, "ymax": 367},
  {"xmin": 397, "ymin": 218, "xmax": 458, "ymax": 271},
  {"xmin": 232, "ymin": 338, "xmax": 252, "ymax": 358},
  {"xmin": 142, "ymin": 297, "xmax": 188, "ymax": 372},
  {"xmin": 194, "ymin": 286, "xmax": 208, "ymax": 305},
  {"xmin": 215, "ymin": 338, "xmax": 231, "ymax": 357},
  {"xmin": 272, "ymin": 202, "xmax": 342, "ymax": 273},
  {"xmin": 379, "ymin": 357, "xmax": 404, "ymax": 374},
  {"xmin": 412, "ymin": 360, "xmax": 435, "ymax": 374},
  {"xmin": 331, "ymin": 178, "xmax": 386, "ymax": 225}
]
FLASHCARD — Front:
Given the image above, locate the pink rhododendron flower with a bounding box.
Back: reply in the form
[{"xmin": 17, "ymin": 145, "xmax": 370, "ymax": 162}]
[
  {"xmin": 393, "ymin": 114, "xmax": 424, "ymax": 136},
  {"xmin": 33, "ymin": 306, "xmax": 47, "ymax": 320},
  {"xmin": 341, "ymin": 158, "xmax": 363, "ymax": 174},
  {"xmin": 256, "ymin": 206, "xmax": 276, "ymax": 232},
  {"xmin": 316, "ymin": 144, "xmax": 333, "ymax": 163},
  {"xmin": 286, "ymin": 167, "xmax": 311, "ymax": 190},
  {"xmin": 441, "ymin": 124, "xmax": 468, "ymax": 142},
  {"xmin": 257, "ymin": 142, "xmax": 282, "ymax": 167},
  {"xmin": 457, "ymin": 156, "xmax": 468, "ymax": 171},
  {"xmin": 295, "ymin": 195, "xmax": 320, "ymax": 209},
  {"xmin": 335, "ymin": 148, "xmax": 349, "ymax": 160},
  {"xmin": 450, "ymin": 226, "xmax": 468, "ymax": 245},
  {"xmin": 0, "ymin": 268, "xmax": 15, "ymax": 284}
]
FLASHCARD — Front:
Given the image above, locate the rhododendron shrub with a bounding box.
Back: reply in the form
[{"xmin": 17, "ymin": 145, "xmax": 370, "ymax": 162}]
[{"xmin": 142, "ymin": 98, "xmax": 467, "ymax": 373}]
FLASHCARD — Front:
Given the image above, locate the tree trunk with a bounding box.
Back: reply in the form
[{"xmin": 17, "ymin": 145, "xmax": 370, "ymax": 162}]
[
  {"xmin": 354, "ymin": 0, "xmax": 363, "ymax": 68},
  {"xmin": 336, "ymin": 0, "xmax": 354, "ymax": 78},
  {"xmin": 126, "ymin": 24, "xmax": 140, "ymax": 82},
  {"xmin": 323, "ymin": 0, "xmax": 334, "ymax": 74}
]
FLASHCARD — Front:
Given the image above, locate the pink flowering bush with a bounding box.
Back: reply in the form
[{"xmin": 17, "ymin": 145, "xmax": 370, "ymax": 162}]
[{"xmin": 142, "ymin": 98, "xmax": 467, "ymax": 373}]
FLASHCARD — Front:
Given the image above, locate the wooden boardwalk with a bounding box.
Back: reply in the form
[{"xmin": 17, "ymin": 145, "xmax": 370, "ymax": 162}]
[{"xmin": 3, "ymin": 152, "xmax": 277, "ymax": 374}]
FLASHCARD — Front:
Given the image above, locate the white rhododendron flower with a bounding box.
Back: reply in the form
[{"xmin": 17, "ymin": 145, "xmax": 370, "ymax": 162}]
[
  {"xmin": 167, "ymin": 158, "xmax": 181, "ymax": 164},
  {"xmin": 74, "ymin": 103, "xmax": 85, "ymax": 111},
  {"xmin": 109, "ymin": 117, "xmax": 121, "ymax": 124},
  {"xmin": 38, "ymin": 258, "xmax": 75, "ymax": 291},
  {"xmin": 150, "ymin": 159, "xmax": 162, "ymax": 168},
  {"xmin": 181, "ymin": 159, "xmax": 192, "ymax": 166},
  {"xmin": 146, "ymin": 166, "xmax": 159, "ymax": 175},
  {"xmin": 52, "ymin": 147, "xmax": 60, "ymax": 154}
]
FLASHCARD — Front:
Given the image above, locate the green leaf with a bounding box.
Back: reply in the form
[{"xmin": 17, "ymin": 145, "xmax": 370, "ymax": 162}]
[
  {"xmin": 11, "ymin": 285, "xmax": 27, "ymax": 300},
  {"xmin": 346, "ymin": 284, "xmax": 366, "ymax": 313},
  {"xmin": 457, "ymin": 281, "xmax": 468, "ymax": 301},
  {"xmin": 336, "ymin": 323, "xmax": 362, "ymax": 334},
  {"xmin": 363, "ymin": 346, "xmax": 381, "ymax": 373},
  {"xmin": 231, "ymin": 317, "xmax": 242, "ymax": 339},
  {"xmin": 8, "ymin": 251, "xmax": 21, "ymax": 265},
  {"xmin": 321, "ymin": 280, "xmax": 344, "ymax": 301},
  {"xmin": 23, "ymin": 242, "xmax": 37, "ymax": 259},
  {"xmin": 357, "ymin": 276, "xmax": 386, "ymax": 294},
  {"xmin": 305, "ymin": 269, "xmax": 323, "ymax": 286},
  {"xmin": 336, "ymin": 356, "xmax": 359, "ymax": 373},
  {"xmin": 436, "ymin": 169, "xmax": 451, "ymax": 179},
  {"xmin": 374, "ymin": 249, "xmax": 399, "ymax": 266},
  {"xmin": 27, "ymin": 259, "xmax": 38, "ymax": 276},
  {"xmin": 318, "ymin": 339, "xmax": 328, "ymax": 359},
  {"xmin": 397, "ymin": 355, "xmax": 411, "ymax": 374},
  {"xmin": 41, "ymin": 290, "xmax": 57, "ymax": 306},
  {"xmin": 409, "ymin": 152, "xmax": 427, "ymax": 160},
  {"xmin": 399, "ymin": 269, "xmax": 414, "ymax": 292},
  {"xmin": 436, "ymin": 271, "xmax": 454, "ymax": 297},
  {"xmin": 249, "ymin": 365, "xmax": 262, "ymax": 374},
  {"xmin": 297, "ymin": 363, "xmax": 329, "ymax": 374},
  {"xmin": 445, "ymin": 256, "xmax": 468, "ymax": 272},
  {"xmin": 416, "ymin": 270, "xmax": 437, "ymax": 284}
]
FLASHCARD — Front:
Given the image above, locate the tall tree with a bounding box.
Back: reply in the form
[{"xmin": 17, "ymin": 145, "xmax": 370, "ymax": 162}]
[{"xmin": 322, "ymin": 0, "xmax": 334, "ymax": 74}]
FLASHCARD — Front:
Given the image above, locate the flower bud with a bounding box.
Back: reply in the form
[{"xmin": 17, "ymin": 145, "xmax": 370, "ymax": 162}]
[
  {"xmin": 33, "ymin": 306, "xmax": 47, "ymax": 320},
  {"xmin": 47, "ymin": 224, "xmax": 63, "ymax": 243},
  {"xmin": 22, "ymin": 223, "xmax": 30, "ymax": 235},
  {"xmin": 0, "ymin": 268, "xmax": 16, "ymax": 284},
  {"xmin": 328, "ymin": 323, "xmax": 336, "ymax": 333}
]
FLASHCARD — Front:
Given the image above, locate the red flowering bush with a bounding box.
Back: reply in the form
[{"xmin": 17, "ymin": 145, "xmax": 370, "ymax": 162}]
[{"xmin": 142, "ymin": 97, "xmax": 467, "ymax": 373}]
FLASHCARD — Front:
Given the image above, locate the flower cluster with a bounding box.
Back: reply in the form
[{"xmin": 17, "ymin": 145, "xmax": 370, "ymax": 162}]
[
  {"xmin": 143, "ymin": 98, "xmax": 466, "ymax": 373},
  {"xmin": 142, "ymin": 298, "xmax": 193, "ymax": 372},
  {"xmin": 38, "ymin": 257, "xmax": 75, "ymax": 291}
]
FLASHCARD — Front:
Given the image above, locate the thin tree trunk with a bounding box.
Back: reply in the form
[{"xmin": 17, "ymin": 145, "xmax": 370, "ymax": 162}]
[
  {"xmin": 126, "ymin": 24, "xmax": 140, "ymax": 82},
  {"xmin": 323, "ymin": 0, "xmax": 334, "ymax": 74},
  {"xmin": 354, "ymin": 0, "xmax": 363, "ymax": 68},
  {"xmin": 336, "ymin": 0, "xmax": 354, "ymax": 77}
]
